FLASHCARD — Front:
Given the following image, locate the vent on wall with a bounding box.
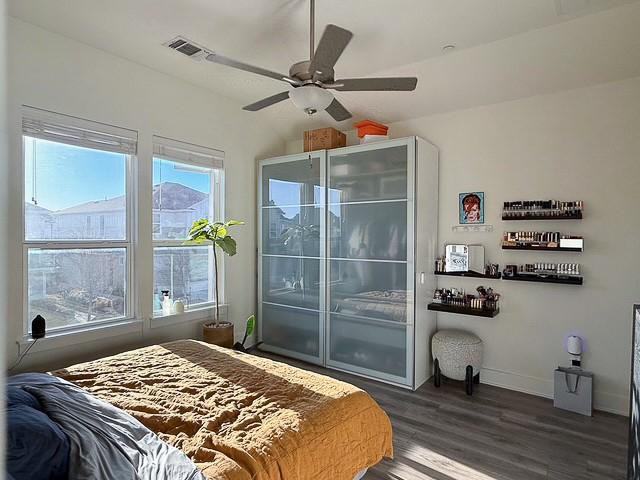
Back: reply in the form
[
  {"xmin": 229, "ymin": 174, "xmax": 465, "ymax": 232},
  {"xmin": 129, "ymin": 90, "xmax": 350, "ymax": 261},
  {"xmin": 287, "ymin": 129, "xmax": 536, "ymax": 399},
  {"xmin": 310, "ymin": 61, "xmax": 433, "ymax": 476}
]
[{"xmin": 163, "ymin": 36, "xmax": 211, "ymax": 61}]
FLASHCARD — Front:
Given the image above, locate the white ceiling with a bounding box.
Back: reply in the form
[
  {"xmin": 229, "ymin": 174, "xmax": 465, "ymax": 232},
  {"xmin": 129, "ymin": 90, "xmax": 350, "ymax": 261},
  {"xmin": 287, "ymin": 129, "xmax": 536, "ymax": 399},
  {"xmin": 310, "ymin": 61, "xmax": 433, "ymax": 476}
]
[{"xmin": 8, "ymin": 0, "xmax": 640, "ymax": 140}]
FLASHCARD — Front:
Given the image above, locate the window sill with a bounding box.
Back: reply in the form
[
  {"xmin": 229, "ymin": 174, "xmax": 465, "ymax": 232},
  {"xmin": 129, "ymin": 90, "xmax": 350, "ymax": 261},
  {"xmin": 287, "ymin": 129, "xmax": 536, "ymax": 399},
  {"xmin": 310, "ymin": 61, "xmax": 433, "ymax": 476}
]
[
  {"xmin": 150, "ymin": 304, "xmax": 228, "ymax": 329},
  {"xmin": 18, "ymin": 318, "xmax": 144, "ymax": 355},
  {"xmin": 16, "ymin": 305, "xmax": 230, "ymax": 356}
]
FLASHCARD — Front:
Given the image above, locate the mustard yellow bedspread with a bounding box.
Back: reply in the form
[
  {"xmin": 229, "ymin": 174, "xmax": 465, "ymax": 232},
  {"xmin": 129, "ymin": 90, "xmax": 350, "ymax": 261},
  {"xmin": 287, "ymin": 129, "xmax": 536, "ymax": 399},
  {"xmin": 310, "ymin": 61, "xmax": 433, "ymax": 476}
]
[{"xmin": 53, "ymin": 340, "xmax": 393, "ymax": 480}]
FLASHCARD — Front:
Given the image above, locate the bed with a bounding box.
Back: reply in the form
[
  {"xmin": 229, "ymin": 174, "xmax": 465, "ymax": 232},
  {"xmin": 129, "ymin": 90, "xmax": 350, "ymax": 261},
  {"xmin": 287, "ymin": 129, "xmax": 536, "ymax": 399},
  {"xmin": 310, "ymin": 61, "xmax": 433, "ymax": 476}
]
[{"xmin": 9, "ymin": 339, "xmax": 393, "ymax": 479}]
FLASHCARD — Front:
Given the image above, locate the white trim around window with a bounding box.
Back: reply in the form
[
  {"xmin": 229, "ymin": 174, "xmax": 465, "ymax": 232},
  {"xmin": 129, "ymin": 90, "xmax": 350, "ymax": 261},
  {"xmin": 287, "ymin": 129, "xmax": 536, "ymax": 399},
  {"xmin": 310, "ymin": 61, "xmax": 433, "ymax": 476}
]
[
  {"xmin": 21, "ymin": 108, "xmax": 137, "ymax": 339},
  {"xmin": 18, "ymin": 106, "xmax": 228, "ymax": 347},
  {"xmin": 151, "ymin": 135, "xmax": 225, "ymax": 322}
]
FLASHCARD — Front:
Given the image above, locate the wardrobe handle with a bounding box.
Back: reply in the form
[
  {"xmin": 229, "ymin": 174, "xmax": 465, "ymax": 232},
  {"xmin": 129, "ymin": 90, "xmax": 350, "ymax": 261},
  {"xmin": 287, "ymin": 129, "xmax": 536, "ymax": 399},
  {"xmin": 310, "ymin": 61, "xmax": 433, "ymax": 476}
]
[{"xmin": 420, "ymin": 272, "xmax": 425, "ymax": 284}]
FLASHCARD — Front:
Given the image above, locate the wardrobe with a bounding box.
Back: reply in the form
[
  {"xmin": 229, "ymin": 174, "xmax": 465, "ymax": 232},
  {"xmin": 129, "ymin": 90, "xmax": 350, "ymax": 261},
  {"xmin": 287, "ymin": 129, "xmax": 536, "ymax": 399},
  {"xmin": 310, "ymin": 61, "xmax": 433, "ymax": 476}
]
[{"xmin": 258, "ymin": 137, "xmax": 438, "ymax": 389}]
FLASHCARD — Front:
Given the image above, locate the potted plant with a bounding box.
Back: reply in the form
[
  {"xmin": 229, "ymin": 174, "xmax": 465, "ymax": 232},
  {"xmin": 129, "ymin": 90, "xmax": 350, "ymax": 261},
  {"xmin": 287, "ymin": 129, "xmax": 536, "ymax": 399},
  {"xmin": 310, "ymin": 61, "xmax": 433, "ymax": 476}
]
[{"xmin": 186, "ymin": 218, "xmax": 244, "ymax": 347}]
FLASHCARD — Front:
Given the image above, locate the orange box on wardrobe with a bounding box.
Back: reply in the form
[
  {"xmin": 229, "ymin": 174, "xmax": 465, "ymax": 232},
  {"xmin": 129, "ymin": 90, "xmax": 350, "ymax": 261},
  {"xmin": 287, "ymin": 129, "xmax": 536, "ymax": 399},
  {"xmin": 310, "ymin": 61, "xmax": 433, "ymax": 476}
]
[{"xmin": 353, "ymin": 119, "xmax": 389, "ymax": 138}]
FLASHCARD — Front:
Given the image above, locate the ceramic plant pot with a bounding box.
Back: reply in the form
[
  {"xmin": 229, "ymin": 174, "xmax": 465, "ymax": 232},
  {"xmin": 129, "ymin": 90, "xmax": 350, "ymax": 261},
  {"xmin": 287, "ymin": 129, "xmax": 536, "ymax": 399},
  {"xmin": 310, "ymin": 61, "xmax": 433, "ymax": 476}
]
[{"xmin": 203, "ymin": 321, "xmax": 234, "ymax": 348}]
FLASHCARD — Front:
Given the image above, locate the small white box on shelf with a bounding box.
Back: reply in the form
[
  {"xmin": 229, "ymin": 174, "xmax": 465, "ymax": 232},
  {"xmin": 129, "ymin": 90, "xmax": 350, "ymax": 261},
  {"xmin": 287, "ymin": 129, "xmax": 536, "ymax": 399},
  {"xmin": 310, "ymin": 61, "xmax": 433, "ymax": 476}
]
[{"xmin": 560, "ymin": 238, "xmax": 584, "ymax": 249}]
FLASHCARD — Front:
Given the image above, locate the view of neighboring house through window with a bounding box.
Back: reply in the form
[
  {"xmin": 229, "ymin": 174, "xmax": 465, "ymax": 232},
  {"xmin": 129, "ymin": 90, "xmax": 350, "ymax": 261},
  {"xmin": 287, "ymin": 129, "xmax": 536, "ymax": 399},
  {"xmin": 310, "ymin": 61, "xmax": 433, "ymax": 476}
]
[
  {"xmin": 22, "ymin": 107, "xmax": 136, "ymax": 333},
  {"xmin": 152, "ymin": 137, "xmax": 223, "ymax": 315}
]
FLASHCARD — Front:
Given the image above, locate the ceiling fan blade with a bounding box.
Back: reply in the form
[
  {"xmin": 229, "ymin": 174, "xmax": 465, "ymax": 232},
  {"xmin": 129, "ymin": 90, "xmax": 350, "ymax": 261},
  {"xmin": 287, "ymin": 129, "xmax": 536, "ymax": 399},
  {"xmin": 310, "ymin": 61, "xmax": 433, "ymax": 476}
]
[
  {"xmin": 308, "ymin": 24, "xmax": 353, "ymax": 81},
  {"xmin": 325, "ymin": 98, "xmax": 352, "ymax": 122},
  {"xmin": 206, "ymin": 53, "xmax": 299, "ymax": 86},
  {"xmin": 329, "ymin": 77, "xmax": 418, "ymax": 91},
  {"xmin": 243, "ymin": 91, "xmax": 290, "ymax": 111}
]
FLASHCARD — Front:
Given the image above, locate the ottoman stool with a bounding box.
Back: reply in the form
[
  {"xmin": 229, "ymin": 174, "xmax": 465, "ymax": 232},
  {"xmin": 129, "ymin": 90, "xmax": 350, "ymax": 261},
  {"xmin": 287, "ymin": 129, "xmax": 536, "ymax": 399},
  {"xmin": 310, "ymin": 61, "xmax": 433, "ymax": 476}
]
[{"xmin": 432, "ymin": 329, "xmax": 483, "ymax": 395}]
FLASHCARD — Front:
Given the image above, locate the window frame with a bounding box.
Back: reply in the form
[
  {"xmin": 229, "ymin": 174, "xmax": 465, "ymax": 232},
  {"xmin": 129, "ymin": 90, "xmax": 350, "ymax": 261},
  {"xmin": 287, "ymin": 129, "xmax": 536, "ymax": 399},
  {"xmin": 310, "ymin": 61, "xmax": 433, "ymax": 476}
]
[
  {"xmin": 151, "ymin": 136, "xmax": 225, "ymax": 318},
  {"xmin": 20, "ymin": 108, "xmax": 137, "ymax": 337}
]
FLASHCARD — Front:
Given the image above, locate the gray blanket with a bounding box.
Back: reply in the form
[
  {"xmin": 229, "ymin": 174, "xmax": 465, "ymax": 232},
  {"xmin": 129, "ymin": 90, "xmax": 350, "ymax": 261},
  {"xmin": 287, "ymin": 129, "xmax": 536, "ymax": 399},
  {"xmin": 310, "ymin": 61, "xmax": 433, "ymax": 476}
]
[{"xmin": 8, "ymin": 373, "xmax": 205, "ymax": 480}]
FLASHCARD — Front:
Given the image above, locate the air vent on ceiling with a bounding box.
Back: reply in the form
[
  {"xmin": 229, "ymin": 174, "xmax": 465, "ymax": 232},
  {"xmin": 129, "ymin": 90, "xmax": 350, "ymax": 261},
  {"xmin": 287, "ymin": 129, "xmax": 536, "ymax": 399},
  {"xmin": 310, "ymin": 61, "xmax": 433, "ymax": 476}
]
[{"xmin": 163, "ymin": 36, "xmax": 211, "ymax": 61}]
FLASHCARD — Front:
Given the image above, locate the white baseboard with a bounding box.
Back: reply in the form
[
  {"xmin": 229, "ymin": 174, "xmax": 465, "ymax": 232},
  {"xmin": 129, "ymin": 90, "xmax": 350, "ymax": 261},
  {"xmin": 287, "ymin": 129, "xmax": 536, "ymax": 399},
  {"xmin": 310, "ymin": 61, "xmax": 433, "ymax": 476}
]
[
  {"xmin": 243, "ymin": 349, "xmax": 630, "ymax": 416},
  {"xmin": 481, "ymin": 366, "xmax": 629, "ymax": 416}
]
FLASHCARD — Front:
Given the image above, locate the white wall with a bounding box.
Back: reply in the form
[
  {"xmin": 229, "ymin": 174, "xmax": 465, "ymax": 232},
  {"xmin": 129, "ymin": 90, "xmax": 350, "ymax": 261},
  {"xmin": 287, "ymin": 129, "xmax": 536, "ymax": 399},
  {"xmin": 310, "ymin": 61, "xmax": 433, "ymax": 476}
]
[
  {"xmin": 286, "ymin": 77, "xmax": 640, "ymax": 414},
  {"xmin": 1, "ymin": 1, "xmax": 8, "ymax": 477},
  {"xmin": 6, "ymin": 17, "xmax": 284, "ymax": 371},
  {"xmin": 8, "ymin": 14, "xmax": 640, "ymax": 416}
]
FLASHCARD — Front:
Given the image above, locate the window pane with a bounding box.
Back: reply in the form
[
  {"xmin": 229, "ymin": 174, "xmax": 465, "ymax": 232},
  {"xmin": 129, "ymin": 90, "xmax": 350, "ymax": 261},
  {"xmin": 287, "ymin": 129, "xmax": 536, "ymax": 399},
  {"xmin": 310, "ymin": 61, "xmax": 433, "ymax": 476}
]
[
  {"xmin": 152, "ymin": 158, "xmax": 212, "ymax": 240},
  {"xmin": 27, "ymin": 248, "xmax": 127, "ymax": 330},
  {"xmin": 24, "ymin": 136, "xmax": 127, "ymax": 241},
  {"xmin": 153, "ymin": 246, "xmax": 214, "ymax": 312}
]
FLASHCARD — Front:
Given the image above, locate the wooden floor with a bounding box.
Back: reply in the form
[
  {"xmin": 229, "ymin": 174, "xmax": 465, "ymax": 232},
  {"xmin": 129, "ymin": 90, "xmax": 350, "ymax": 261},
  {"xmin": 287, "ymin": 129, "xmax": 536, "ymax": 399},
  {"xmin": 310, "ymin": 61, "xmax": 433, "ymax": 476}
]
[{"xmin": 259, "ymin": 352, "xmax": 628, "ymax": 480}]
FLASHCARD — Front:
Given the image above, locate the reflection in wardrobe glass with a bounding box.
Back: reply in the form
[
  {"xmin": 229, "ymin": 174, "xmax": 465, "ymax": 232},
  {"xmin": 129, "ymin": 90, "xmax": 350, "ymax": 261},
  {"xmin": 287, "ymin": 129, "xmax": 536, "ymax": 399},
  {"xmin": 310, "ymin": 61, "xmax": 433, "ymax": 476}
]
[
  {"xmin": 329, "ymin": 145, "xmax": 408, "ymax": 203},
  {"xmin": 262, "ymin": 157, "xmax": 323, "ymax": 206},
  {"xmin": 329, "ymin": 260, "xmax": 408, "ymax": 323},
  {"xmin": 329, "ymin": 201, "xmax": 407, "ymax": 261},
  {"xmin": 261, "ymin": 206, "xmax": 322, "ymax": 257},
  {"xmin": 262, "ymin": 256, "xmax": 320, "ymax": 310}
]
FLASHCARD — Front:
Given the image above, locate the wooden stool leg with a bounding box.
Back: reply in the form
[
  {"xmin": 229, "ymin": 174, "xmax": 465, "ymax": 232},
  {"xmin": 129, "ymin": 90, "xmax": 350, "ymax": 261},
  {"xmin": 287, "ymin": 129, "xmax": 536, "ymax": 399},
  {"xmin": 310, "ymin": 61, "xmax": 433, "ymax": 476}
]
[{"xmin": 434, "ymin": 359, "xmax": 441, "ymax": 388}]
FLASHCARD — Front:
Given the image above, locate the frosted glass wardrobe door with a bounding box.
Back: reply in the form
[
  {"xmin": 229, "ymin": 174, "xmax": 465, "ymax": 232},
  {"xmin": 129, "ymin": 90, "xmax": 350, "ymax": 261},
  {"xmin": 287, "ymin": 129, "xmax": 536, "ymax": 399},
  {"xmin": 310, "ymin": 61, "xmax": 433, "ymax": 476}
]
[
  {"xmin": 328, "ymin": 144, "xmax": 408, "ymax": 203},
  {"xmin": 326, "ymin": 140, "xmax": 414, "ymax": 386},
  {"xmin": 259, "ymin": 152, "xmax": 326, "ymax": 365},
  {"xmin": 329, "ymin": 314, "xmax": 408, "ymax": 379}
]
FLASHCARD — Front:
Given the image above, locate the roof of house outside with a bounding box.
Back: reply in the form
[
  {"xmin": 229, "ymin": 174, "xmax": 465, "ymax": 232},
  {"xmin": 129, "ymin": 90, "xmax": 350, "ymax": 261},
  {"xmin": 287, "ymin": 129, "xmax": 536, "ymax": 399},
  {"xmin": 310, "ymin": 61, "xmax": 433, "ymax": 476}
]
[
  {"xmin": 25, "ymin": 202, "xmax": 53, "ymax": 214},
  {"xmin": 56, "ymin": 195, "xmax": 125, "ymax": 215},
  {"xmin": 152, "ymin": 182, "xmax": 207, "ymax": 211},
  {"xmin": 43, "ymin": 182, "xmax": 207, "ymax": 215}
]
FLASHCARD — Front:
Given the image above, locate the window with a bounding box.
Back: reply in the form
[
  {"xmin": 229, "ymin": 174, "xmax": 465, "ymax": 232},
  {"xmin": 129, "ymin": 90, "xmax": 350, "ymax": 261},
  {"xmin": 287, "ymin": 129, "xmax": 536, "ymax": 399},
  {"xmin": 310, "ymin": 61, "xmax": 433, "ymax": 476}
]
[
  {"xmin": 152, "ymin": 136, "xmax": 224, "ymax": 316},
  {"xmin": 22, "ymin": 107, "xmax": 136, "ymax": 333}
]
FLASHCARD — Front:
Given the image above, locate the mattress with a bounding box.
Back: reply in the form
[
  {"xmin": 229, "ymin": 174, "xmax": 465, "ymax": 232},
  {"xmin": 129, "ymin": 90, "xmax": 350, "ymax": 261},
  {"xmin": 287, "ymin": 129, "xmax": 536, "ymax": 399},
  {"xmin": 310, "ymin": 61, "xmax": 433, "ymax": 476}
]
[{"xmin": 53, "ymin": 340, "xmax": 393, "ymax": 480}]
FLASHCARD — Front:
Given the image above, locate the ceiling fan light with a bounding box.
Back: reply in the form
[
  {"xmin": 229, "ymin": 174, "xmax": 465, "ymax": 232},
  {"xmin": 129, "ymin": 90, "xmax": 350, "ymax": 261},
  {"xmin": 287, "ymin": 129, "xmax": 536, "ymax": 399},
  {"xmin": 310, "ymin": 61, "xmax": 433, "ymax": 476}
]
[{"xmin": 289, "ymin": 85, "xmax": 334, "ymax": 114}]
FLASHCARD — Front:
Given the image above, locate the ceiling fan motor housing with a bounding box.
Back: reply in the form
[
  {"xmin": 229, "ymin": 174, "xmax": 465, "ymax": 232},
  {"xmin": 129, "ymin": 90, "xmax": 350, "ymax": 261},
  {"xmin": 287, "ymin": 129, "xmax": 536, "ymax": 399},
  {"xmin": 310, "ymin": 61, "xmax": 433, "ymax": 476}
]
[{"xmin": 290, "ymin": 61, "xmax": 313, "ymax": 81}]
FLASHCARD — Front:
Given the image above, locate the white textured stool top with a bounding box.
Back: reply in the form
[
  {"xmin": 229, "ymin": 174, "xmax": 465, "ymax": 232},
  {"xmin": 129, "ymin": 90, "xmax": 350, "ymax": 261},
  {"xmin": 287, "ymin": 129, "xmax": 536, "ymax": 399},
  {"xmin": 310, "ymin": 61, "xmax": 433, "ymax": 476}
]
[{"xmin": 433, "ymin": 329, "xmax": 482, "ymax": 346}]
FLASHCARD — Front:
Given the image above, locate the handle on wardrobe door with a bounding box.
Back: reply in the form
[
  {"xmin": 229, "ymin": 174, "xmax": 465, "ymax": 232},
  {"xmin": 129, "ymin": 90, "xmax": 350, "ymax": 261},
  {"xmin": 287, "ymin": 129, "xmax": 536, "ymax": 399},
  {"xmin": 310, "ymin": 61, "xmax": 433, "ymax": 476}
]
[{"xmin": 420, "ymin": 272, "xmax": 425, "ymax": 284}]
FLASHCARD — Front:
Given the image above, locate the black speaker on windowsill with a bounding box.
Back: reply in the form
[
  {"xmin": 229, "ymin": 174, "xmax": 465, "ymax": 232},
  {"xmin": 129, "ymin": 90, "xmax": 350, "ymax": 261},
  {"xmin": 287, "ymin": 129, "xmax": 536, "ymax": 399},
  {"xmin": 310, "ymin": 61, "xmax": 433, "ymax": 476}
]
[{"xmin": 31, "ymin": 314, "xmax": 46, "ymax": 339}]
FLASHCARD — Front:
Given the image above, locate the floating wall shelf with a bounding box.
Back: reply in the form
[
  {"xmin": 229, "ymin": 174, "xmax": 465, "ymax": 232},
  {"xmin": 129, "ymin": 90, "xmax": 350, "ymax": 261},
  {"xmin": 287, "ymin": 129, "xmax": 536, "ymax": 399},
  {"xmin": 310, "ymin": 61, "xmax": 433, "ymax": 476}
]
[
  {"xmin": 428, "ymin": 303, "xmax": 499, "ymax": 318},
  {"xmin": 502, "ymin": 212, "xmax": 582, "ymax": 221},
  {"xmin": 434, "ymin": 271, "xmax": 502, "ymax": 279},
  {"xmin": 502, "ymin": 245, "xmax": 583, "ymax": 252},
  {"xmin": 502, "ymin": 275, "xmax": 583, "ymax": 285}
]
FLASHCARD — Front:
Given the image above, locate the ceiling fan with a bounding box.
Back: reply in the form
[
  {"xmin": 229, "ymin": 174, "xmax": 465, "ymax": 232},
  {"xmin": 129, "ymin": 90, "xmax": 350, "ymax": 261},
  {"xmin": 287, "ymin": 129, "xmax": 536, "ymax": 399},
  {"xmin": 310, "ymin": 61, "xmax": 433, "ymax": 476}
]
[{"xmin": 203, "ymin": 0, "xmax": 418, "ymax": 121}]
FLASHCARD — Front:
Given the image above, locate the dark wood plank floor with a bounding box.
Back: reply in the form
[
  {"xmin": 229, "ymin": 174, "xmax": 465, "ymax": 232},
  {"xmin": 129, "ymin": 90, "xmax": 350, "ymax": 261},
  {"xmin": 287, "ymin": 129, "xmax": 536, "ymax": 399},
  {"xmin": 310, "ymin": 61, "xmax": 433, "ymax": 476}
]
[{"xmin": 258, "ymin": 351, "xmax": 628, "ymax": 480}]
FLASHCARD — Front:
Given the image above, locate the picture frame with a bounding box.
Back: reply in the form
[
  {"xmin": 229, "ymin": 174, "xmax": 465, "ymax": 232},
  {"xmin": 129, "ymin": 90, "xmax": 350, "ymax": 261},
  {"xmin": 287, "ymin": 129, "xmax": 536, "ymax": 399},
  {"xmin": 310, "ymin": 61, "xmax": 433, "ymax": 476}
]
[{"xmin": 459, "ymin": 192, "xmax": 485, "ymax": 224}]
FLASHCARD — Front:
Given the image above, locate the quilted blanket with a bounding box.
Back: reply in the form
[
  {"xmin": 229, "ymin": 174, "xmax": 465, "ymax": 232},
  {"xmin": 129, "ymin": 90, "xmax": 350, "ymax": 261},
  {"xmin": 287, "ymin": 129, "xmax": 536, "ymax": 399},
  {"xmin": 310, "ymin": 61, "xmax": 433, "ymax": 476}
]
[{"xmin": 53, "ymin": 340, "xmax": 393, "ymax": 480}]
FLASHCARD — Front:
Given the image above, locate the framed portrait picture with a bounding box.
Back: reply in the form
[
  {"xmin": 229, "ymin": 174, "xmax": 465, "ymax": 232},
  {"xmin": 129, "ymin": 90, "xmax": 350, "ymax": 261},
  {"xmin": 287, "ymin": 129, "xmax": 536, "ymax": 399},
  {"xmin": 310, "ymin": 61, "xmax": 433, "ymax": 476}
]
[{"xmin": 459, "ymin": 192, "xmax": 485, "ymax": 224}]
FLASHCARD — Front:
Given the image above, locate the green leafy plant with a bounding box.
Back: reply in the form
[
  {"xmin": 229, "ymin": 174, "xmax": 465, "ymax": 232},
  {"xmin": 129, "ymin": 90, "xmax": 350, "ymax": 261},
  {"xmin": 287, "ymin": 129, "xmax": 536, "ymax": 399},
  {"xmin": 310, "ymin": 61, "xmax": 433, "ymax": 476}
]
[
  {"xmin": 233, "ymin": 314, "xmax": 256, "ymax": 352},
  {"xmin": 242, "ymin": 315, "xmax": 255, "ymax": 344},
  {"xmin": 186, "ymin": 219, "xmax": 244, "ymax": 326}
]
